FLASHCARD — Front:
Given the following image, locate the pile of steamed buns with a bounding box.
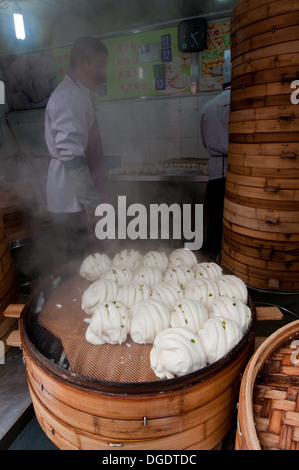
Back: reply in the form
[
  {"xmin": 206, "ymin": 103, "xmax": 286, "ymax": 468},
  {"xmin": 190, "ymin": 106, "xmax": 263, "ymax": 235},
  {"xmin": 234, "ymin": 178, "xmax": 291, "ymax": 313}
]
[{"xmin": 79, "ymin": 248, "xmax": 251, "ymax": 380}]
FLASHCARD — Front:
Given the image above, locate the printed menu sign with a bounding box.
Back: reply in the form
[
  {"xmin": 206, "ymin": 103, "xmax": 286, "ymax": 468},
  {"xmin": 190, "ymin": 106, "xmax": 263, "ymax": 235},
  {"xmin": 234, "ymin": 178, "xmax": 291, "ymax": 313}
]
[
  {"xmin": 3, "ymin": 19, "xmax": 230, "ymax": 110},
  {"xmin": 199, "ymin": 18, "xmax": 231, "ymax": 90},
  {"xmin": 3, "ymin": 25, "xmax": 192, "ymax": 110},
  {"xmin": 98, "ymin": 26, "xmax": 191, "ymax": 100}
]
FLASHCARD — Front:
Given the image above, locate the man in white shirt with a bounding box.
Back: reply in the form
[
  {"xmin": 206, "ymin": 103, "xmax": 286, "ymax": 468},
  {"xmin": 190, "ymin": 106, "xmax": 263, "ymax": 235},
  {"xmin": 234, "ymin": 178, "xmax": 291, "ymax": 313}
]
[
  {"xmin": 200, "ymin": 51, "xmax": 231, "ymax": 255},
  {"xmin": 45, "ymin": 36, "xmax": 108, "ymax": 266}
]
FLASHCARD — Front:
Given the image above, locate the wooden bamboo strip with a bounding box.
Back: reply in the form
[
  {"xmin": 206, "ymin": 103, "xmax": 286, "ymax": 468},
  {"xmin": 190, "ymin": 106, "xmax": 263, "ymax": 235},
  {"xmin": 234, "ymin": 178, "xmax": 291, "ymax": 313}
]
[
  {"xmin": 223, "ymin": 224, "xmax": 299, "ymax": 253},
  {"xmin": 222, "ymin": 233, "xmax": 298, "ymax": 263},
  {"xmin": 3, "ymin": 304, "xmax": 24, "ymax": 319},
  {"xmin": 232, "ymin": 53, "xmax": 299, "ymax": 82},
  {"xmin": 232, "ymin": 25, "xmax": 299, "ymax": 60},
  {"xmin": 27, "ymin": 357, "xmax": 237, "ymax": 440},
  {"xmin": 231, "ymin": 12, "xmax": 299, "ymax": 48},
  {"xmin": 224, "ymin": 206, "xmax": 299, "ymax": 235},
  {"xmin": 28, "ymin": 376, "xmax": 234, "ymax": 450},
  {"xmin": 231, "ymin": 81, "xmax": 294, "ymax": 102},
  {"xmin": 231, "ymin": 0, "xmax": 299, "ymax": 33},
  {"xmin": 222, "ymin": 242, "xmax": 299, "ymax": 275},
  {"xmin": 223, "ymin": 217, "xmax": 299, "ymax": 243},
  {"xmin": 226, "ymin": 172, "xmax": 299, "ymax": 191},
  {"xmin": 232, "ymin": 40, "xmax": 299, "ymax": 69},
  {"xmin": 229, "ymin": 119, "xmax": 299, "ymax": 135},
  {"xmin": 228, "ymin": 156, "xmax": 299, "ymax": 173},
  {"xmin": 229, "ymin": 132, "xmax": 299, "ymax": 144},
  {"xmin": 232, "ymin": 66, "xmax": 299, "ymax": 93},
  {"xmin": 225, "ymin": 180, "xmax": 299, "ymax": 204},
  {"xmin": 228, "ymin": 165, "xmax": 299, "ymax": 179},
  {"xmin": 228, "ymin": 142, "xmax": 299, "ymax": 157},
  {"xmin": 230, "ymin": 105, "xmax": 297, "ymax": 123},
  {"xmin": 221, "ymin": 250, "xmax": 299, "ymax": 291}
]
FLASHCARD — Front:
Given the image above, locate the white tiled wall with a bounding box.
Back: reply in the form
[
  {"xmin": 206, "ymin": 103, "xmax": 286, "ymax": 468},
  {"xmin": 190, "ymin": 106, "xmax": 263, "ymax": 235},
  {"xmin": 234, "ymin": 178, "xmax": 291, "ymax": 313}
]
[
  {"xmin": 97, "ymin": 92, "xmax": 218, "ymax": 167},
  {"xmin": 0, "ymin": 91, "xmax": 219, "ymax": 178}
]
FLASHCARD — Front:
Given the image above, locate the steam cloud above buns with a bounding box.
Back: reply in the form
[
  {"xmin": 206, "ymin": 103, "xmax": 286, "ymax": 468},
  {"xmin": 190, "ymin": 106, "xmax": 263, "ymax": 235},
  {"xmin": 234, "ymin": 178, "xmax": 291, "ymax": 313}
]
[{"xmin": 80, "ymin": 248, "xmax": 251, "ymax": 379}]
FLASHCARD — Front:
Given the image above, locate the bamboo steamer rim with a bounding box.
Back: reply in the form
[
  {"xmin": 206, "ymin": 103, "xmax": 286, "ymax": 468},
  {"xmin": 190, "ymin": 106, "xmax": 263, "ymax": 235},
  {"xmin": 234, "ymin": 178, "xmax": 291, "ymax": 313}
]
[
  {"xmin": 231, "ymin": 11, "xmax": 299, "ymax": 47},
  {"xmin": 237, "ymin": 319, "xmax": 299, "ymax": 450},
  {"xmin": 20, "ymin": 258, "xmax": 257, "ymax": 396},
  {"xmin": 231, "ymin": 24, "xmax": 299, "ymax": 62},
  {"xmin": 231, "ymin": 0, "xmax": 299, "ymax": 31}
]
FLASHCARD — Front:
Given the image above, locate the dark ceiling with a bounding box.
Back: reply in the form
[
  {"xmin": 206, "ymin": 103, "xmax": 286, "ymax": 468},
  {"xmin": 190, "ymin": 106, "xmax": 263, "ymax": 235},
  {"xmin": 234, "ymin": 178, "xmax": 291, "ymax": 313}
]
[{"xmin": 0, "ymin": 0, "xmax": 236, "ymax": 56}]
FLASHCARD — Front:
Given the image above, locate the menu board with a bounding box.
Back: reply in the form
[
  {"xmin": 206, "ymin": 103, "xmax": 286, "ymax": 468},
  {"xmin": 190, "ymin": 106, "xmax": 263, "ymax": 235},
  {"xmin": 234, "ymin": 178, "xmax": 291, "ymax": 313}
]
[
  {"xmin": 198, "ymin": 18, "xmax": 231, "ymax": 90},
  {"xmin": 52, "ymin": 26, "xmax": 192, "ymax": 101},
  {"xmin": 3, "ymin": 18, "xmax": 230, "ymax": 110}
]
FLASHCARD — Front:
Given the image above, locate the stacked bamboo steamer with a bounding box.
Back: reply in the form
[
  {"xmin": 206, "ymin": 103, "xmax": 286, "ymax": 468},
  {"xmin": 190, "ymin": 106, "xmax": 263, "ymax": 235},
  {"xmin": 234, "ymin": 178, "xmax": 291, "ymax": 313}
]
[
  {"xmin": 0, "ymin": 217, "xmax": 19, "ymax": 358},
  {"xmin": 221, "ymin": 0, "xmax": 299, "ymax": 292}
]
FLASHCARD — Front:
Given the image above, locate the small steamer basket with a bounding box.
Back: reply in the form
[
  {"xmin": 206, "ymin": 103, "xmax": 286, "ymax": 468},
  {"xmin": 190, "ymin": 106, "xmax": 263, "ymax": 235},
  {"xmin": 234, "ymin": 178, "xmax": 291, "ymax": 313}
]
[
  {"xmin": 236, "ymin": 320, "xmax": 299, "ymax": 450},
  {"xmin": 19, "ymin": 261, "xmax": 256, "ymax": 450}
]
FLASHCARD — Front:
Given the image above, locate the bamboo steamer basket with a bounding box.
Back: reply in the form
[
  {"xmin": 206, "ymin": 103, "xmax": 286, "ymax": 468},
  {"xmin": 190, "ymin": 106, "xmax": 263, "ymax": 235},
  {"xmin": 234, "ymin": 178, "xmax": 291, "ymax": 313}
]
[
  {"xmin": 235, "ymin": 319, "xmax": 299, "ymax": 450},
  {"xmin": 19, "ymin": 260, "xmax": 256, "ymax": 450},
  {"xmin": 0, "ymin": 217, "xmax": 19, "ymax": 357},
  {"xmin": 221, "ymin": 0, "xmax": 299, "ymax": 292}
]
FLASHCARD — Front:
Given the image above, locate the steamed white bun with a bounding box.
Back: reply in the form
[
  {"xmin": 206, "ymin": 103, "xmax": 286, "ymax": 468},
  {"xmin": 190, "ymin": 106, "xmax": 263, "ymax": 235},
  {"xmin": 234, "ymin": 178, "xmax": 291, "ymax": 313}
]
[
  {"xmin": 80, "ymin": 253, "xmax": 111, "ymax": 281},
  {"xmin": 168, "ymin": 248, "xmax": 197, "ymax": 268},
  {"xmin": 142, "ymin": 251, "xmax": 169, "ymax": 273},
  {"xmin": 193, "ymin": 262, "xmax": 223, "ymax": 280},
  {"xmin": 104, "ymin": 266, "xmax": 133, "ymax": 286},
  {"xmin": 197, "ymin": 317, "xmax": 242, "ymax": 364},
  {"xmin": 170, "ymin": 299, "xmax": 208, "ymax": 333},
  {"xmin": 133, "ymin": 265, "xmax": 163, "ymax": 288},
  {"xmin": 150, "ymin": 281, "xmax": 183, "ymax": 309},
  {"xmin": 116, "ymin": 281, "xmax": 150, "ymax": 309},
  {"xmin": 215, "ymin": 274, "xmax": 248, "ymax": 304},
  {"xmin": 81, "ymin": 279, "xmax": 118, "ymax": 314},
  {"xmin": 85, "ymin": 301, "xmax": 130, "ymax": 345},
  {"xmin": 130, "ymin": 299, "xmax": 170, "ymax": 344},
  {"xmin": 209, "ymin": 296, "xmax": 251, "ymax": 334},
  {"xmin": 164, "ymin": 265, "xmax": 194, "ymax": 289},
  {"xmin": 184, "ymin": 278, "xmax": 219, "ymax": 308},
  {"xmin": 112, "ymin": 249, "xmax": 143, "ymax": 270},
  {"xmin": 150, "ymin": 327, "xmax": 207, "ymax": 379}
]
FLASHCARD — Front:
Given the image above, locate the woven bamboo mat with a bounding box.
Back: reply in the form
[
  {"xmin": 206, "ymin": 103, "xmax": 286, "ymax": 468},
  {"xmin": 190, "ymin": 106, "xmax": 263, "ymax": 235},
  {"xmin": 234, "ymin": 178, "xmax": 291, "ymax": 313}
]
[{"xmin": 37, "ymin": 275, "xmax": 159, "ymax": 383}]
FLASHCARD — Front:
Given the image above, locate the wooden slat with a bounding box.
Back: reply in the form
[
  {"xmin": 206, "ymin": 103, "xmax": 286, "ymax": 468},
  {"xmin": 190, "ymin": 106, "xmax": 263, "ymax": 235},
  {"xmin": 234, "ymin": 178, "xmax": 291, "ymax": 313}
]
[
  {"xmin": 232, "ymin": 53, "xmax": 299, "ymax": 83},
  {"xmin": 3, "ymin": 304, "xmax": 24, "ymax": 319},
  {"xmin": 231, "ymin": 12, "xmax": 299, "ymax": 48},
  {"xmin": 231, "ymin": 65, "xmax": 299, "ymax": 91},
  {"xmin": 228, "ymin": 142, "xmax": 299, "ymax": 157},
  {"xmin": 232, "ymin": 25, "xmax": 299, "ymax": 61},
  {"xmin": 231, "ymin": 0, "xmax": 299, "ymax": 32},
  {"xmin": 256, "ymin": 306, "xmax": 284, "ymax": 321},
  {"xmin": 6, "ymin": 329, "xmax": 20, "ymax": 347}
]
